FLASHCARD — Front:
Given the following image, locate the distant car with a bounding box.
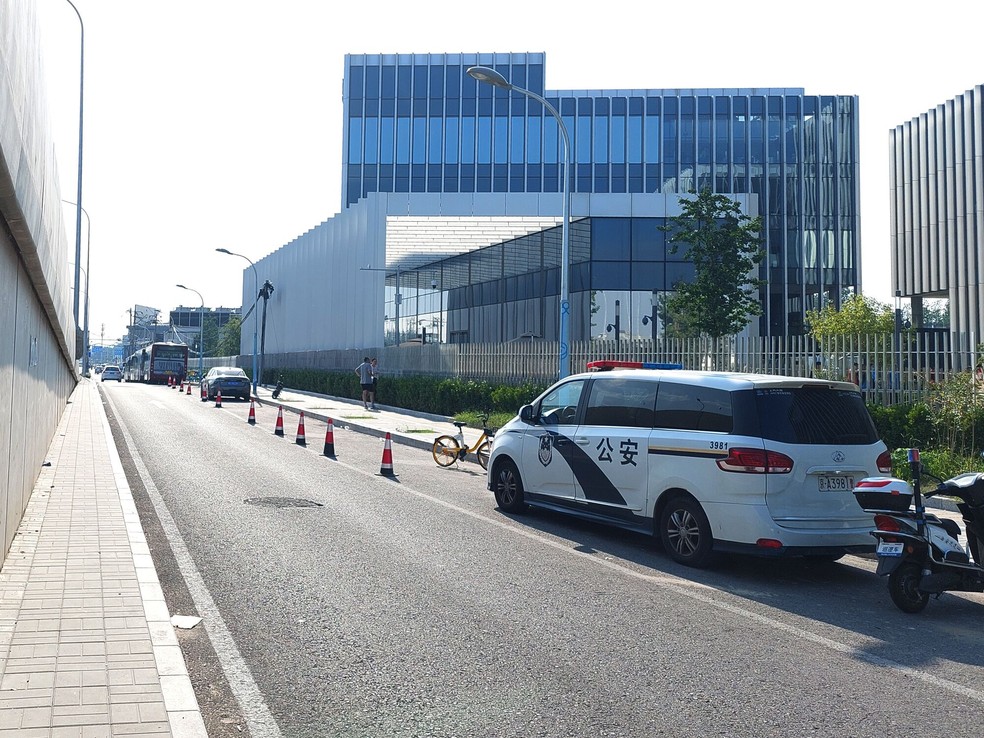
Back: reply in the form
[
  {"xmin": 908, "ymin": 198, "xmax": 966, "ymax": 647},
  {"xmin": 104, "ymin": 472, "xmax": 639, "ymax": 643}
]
[
  {"xmin": 201, "ymin": 367, "xmax": 251, "ymax": 401},
  {"xmin": 94, "ymin": 365, "xmax": 104, "ymax": 374},
  {"xmin": 101, "ymin": 366, "xmax": 123, "ymax": 382}
]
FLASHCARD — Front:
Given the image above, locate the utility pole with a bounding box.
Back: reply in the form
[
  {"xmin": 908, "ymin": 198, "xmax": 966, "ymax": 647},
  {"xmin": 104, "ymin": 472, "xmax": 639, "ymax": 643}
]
[{"xmin": 258, "ymin": 280, "xmax": 275, "ymax": 386}]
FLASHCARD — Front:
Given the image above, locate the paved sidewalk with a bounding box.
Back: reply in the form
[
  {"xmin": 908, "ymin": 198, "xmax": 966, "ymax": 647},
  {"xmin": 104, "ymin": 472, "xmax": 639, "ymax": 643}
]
[
  {"xmin": 248, "ymin": 384, "xmax": 488, "ymax": 456},
  {"xmin": 0, "ymin": 380, "xmax": 206, "ymax": 737}
]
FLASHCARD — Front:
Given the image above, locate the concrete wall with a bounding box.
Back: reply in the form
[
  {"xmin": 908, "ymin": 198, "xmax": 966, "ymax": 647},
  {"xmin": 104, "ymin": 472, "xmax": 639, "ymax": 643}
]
[{"xmin": 0, "ymin": 4, "xmax": 78, "ymax": 564}]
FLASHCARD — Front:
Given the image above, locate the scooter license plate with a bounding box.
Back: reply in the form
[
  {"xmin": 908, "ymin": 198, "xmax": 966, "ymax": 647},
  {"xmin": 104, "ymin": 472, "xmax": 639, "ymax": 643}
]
[{"xmin": 876, "ymin": 541, "xmax": 904, "ymax": 557}]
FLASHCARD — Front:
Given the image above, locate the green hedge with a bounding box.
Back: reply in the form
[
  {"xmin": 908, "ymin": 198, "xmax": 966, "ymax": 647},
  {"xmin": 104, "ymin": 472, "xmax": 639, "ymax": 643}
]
[
  {"xmin": 263, "ymin": 368, "xmax": 984, "ymax": 465},
  {"xmin": 263, "ymin": 368, "xmax": 547, "ymax": 417}
]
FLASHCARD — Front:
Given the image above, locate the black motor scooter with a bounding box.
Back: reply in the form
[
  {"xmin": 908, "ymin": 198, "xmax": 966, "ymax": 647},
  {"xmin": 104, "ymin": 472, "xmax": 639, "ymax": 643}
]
[
  {"xmin": 853, "ymin": 448, "xmax": 984, "ymax": 613},
  {"xmin": 271, "ymin": 376, "xmax": 284, "ymax": 400}
]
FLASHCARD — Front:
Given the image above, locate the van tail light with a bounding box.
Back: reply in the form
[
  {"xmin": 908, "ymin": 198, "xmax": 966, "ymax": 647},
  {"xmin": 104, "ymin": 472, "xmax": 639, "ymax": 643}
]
[
  {"xmin": 716, "ymin": 448, "xmax": 793, "ymax": 474},
  {"xmin": 876, "ymin": 450, "xmax": 892, "ymax": 474}
]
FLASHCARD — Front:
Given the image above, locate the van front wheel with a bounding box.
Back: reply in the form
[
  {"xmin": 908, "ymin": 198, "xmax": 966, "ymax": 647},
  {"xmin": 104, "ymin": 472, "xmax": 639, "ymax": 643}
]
[{"xmin": 659, "ymin": 496, "xmax": 715, "ymax": 568}]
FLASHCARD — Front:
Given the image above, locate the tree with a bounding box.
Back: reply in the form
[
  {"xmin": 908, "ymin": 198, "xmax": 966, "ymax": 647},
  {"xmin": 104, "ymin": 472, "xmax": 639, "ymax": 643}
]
[
  {"xmin": 214, "ymin": 316, "xmax": 242, "ymax": 357},
  {"xmin": 805, "ymin": 294, "xmax": 894, "ymax": 341},
  {"xmin": 661, "ymin": 189, "xmax": 764, "ymax": 339}
]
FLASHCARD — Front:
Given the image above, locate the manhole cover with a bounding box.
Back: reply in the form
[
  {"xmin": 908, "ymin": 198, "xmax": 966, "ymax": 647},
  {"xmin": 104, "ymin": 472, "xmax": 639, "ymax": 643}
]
[{"xmin": 244, "ymin": 497, "xmax": 324, "ymax": 509}]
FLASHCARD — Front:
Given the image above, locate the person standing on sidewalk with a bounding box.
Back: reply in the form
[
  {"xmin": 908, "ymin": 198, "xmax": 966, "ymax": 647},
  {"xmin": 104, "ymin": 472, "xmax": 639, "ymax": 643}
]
[
  {"xmin": 355, "ymin": 357, "xmax": 374, "ymax": 410},
  {"xmin": 370, "ymin": 357, "xmax": 379, "ymax": 411}
]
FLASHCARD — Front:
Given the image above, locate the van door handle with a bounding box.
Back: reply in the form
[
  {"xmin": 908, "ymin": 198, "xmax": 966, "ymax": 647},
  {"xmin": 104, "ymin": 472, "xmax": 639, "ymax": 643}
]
[{"xmin": 574, "ymin": 437, "xmax": 590, "ymax": 445}]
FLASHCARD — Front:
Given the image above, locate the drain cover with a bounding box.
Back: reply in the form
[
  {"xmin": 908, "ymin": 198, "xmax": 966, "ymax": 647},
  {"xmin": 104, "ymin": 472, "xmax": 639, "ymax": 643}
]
[{"xmin": 244, "ymin": 497, "xmax": 324, "ymax": 509}]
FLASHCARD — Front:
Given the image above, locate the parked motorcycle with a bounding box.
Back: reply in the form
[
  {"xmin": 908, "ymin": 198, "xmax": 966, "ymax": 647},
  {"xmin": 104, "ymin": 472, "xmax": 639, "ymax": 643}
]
[
  {"xmin": 853, "ymin": 449, "xmax": 984, "ymax": 613},
  {"xmin": 271, "ymin": 376, "xmax": 284, "ymax": 400}
]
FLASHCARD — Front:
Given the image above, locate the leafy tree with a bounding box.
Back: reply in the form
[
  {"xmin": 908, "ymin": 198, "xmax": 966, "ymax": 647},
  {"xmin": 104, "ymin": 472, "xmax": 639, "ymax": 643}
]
[
  {"xmin": 660, "ymin": 189, "xmax": 764, "ymax": 338},
  {"xmin": 215, "ymin": 316, "xmax": 242, "ymax": 357},
  {"xmin": 805, "ymin": 294, "xmax": 894, "ymax": 340}
]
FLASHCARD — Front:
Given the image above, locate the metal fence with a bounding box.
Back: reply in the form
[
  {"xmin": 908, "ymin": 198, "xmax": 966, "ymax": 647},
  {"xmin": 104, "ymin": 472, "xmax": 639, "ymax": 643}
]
[{"xmin": 207, "ymin": 330, "xmax": 977, "ymax": 407}]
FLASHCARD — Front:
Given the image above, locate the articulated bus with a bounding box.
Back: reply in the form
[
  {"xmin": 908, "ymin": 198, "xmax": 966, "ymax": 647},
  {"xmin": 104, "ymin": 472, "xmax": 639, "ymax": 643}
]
[{"xmin": 123, "ymin": 342, "xmax": 189, "ymax": 384}]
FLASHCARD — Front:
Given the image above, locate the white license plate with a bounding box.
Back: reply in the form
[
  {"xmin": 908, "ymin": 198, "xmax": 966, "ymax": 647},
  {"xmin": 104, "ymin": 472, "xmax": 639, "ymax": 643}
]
[
  {"xmin": 818, "ymin": 475, "xmax": 854, "ymax": 491},
  {"xmin": 876, "ymin": 541, "xmax": 904, "ymax": 556}
]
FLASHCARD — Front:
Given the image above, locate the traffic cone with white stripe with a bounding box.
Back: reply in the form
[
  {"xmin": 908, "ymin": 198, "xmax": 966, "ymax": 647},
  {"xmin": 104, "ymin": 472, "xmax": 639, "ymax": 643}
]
[
  {"xmin": 214, "ymin": 390, "xmax": 222, "ymax": 408},
  {"xmin": 247, "ymin": 399, "xmax": 256, "ymax": 425},
  {"xmin": 274, "ymin": 406, "xmax": 285, "ymax": 437},
  {"xmin": 378, "ymin": 432, "xmax": 396, "ymax": 477},
  {"xmin": 186, "ymin": 381, "xmax": 191, "ymax": 395},
  {"xmin": 295, "ymin": 412, "xmax": 307, "ymax": 446},
  {"xmin": 168, "ymin": 376, "xmax": 173, "ymax": 388},
  {"xmin": 323, "ymin": 418, "xmax": 336, "ymax": 458},
  {"xmin": 200, "ymin": 383, "xmax": 208, "ymax": 402}
]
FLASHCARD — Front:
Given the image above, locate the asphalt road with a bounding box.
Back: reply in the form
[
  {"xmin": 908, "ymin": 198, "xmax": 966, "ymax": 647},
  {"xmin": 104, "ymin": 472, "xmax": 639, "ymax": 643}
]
[{"xmin": 100, "ymin": 381, "xmax": 984, "ymax": 738}]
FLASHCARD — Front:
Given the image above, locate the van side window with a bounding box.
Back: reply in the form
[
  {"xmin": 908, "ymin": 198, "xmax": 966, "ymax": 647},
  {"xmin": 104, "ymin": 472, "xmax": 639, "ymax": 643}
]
[
  {"xmin": 654, "ymin": 383, "xmax": 733, "ymax": 432},
  {"xmin": 582, "ymin": 379, "xmax": 657, "ymax": 428},
  {"xmin": 537, "ymin": 379, "xmax": 585, "ymax": 425}
]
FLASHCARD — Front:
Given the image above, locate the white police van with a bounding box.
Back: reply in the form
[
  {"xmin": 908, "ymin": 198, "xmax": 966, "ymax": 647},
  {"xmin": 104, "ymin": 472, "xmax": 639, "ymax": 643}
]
[{"xmin": 486, "ymin": 361, "xmax": 892, "ymax": 567}]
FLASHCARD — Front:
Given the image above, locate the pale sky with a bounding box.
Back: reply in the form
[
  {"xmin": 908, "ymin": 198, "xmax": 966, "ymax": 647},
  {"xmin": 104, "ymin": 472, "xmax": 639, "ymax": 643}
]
[{"xmin": 34, "ymin": 0, "xmax": 984, "ymax": 345}]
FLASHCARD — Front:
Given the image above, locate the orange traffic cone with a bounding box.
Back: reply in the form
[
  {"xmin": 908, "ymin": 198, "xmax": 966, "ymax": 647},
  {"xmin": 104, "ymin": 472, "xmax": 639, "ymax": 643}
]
[
  {"xmin": 168, "ymin": 376, "xmax": 173, "ymax": 388},
  {"xmin": 274, "ymin": 406, "xmax": 285, "ymax": 437},
  {"xmin": 295, "ymin": 412, "xmax": 307, "ymax": 446},
  {"xmin": 200, "ymin": 383, "xmax": 208, "ymax": 402},
  {"xmin": 323, "ymin": 418, "xmax": 336, "ymax": 457},
  {"xmin": 186, "ymin": 382, "xmax": 191, "ymax": 395},
  {"xmin": 378, "ymin": 432, "xmax": 396, "ymax": 477},
  {"xmin": 214, "ymin": 390, "xmax": 223, "ymax": 408},
  {"xmin": 247, "ymin": 399, "xmax": 256, "ymax": 425},
  {"xmin": 178, "ymin": 380, "xmax": 184, "ymax": 392}
]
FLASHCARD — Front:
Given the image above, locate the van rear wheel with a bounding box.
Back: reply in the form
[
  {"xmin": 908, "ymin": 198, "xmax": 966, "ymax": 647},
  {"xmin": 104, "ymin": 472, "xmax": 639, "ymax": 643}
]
[{"xmin": 659, "ymin": 496, "xmax": 715, "ymax": 568}]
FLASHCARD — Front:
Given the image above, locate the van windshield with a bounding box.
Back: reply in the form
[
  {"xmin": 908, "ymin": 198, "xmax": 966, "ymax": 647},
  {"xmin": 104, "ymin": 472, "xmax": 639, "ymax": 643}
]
[{"xmin": 752, "ymin": 387, "xmax": 879, "ymax": 445}]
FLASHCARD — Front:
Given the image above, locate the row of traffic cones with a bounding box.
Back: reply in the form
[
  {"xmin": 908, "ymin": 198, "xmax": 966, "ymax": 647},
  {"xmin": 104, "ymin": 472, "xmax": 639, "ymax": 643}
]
[
  {"xmin": 247, "ymin": 400, "xmax": 395, "ymax": 476},
  {"xmin": 175, "ymin": 379, "xmax": 397, "ymax": 476}
]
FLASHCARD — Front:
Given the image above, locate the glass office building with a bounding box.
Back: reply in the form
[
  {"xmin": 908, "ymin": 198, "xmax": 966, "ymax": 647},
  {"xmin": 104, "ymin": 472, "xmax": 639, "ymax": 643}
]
[{"xmin": 341, "ymin": 52, "xmax": 861, "ymax": 338}]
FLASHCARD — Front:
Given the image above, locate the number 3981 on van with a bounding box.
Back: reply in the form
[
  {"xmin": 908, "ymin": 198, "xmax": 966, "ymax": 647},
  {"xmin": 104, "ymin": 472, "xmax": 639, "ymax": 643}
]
[{"xmin": 486, "ymin": 363, "xmax": 892, "ymax": 568}]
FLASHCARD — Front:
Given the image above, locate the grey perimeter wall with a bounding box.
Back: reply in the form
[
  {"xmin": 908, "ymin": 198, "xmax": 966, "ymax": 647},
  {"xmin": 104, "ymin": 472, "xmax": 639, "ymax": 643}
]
[{"xmin": 0, "ymin": 5, "xmax": 78, "ymax": 565}]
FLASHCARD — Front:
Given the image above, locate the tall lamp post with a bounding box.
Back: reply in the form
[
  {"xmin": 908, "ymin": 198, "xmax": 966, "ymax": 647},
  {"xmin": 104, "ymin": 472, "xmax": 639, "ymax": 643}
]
[
  {"xmin": 176, "ymin": 284, "xmax": 205, "ymax": 379},
  {"xmin": 215, "ymin": 248, "xmax": 259, "ymax": 394},
  {"xmin": 467, "ymin": 65, "xmax": 572, "ymax": 379},
  {"xmin": 63, "ymin": 200, "xmax": 90, "ymax": 374},
  {"xmin": 63, "ymin": 0, "xmax": 85, "ymax": 346}
]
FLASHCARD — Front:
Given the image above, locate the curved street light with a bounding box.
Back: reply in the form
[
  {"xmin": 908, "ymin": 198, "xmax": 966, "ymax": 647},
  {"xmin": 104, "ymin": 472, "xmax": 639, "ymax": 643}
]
[
  {"xmin": 63, "ymin": 200, "xmax": 90, "ymax": 374},
  {"xmin": 467, "ymin": 65, "xmax": 572, "ymax": 378},
  {"xmin": 216, "ymin": 248, "xmax": 259, "ymax": 395},
  {"xmin": 176, "ymin": 284, "xmax": 205, "ymax": 379},
  {"xmin": 62, "ymin": 0, "xmax": 85, "ymax": 349}
]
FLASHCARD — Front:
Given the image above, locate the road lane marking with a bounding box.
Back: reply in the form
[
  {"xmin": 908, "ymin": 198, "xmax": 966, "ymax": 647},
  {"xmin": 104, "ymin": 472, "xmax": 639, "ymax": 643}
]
[
  {"xmin": 104, "ymin": 392, "xmax": 284, "ymax": 738},
  {"xmin": 323, "ymin": 447, "xmax": 984, "ymax": 706}
]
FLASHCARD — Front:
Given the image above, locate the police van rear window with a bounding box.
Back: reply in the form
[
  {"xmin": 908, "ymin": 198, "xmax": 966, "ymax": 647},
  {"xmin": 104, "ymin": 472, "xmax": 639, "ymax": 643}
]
[{"xmin": 753, "ymin": 388, "xmax": 878, "ymax": 445}]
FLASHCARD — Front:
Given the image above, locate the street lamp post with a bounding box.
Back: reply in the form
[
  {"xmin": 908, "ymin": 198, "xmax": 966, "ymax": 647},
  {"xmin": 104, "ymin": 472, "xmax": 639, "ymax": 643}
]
[
  {"xmin": 63, "ymin": 0, "xmax": 85, "ymax": 346},
  {"xmin": 176, "ymin": 285, "xmax": 205, "ymax": 379},
  {"xmin": 216, "ymin": 248, "xmax": 259, "ymax": 394},
  {"xmin": 467, "ymin": 66, "xmax": 572, "ymax": 379},
  {"xmin": 63, "ymin": 200, "xmax": 90, "ymax": 374}
]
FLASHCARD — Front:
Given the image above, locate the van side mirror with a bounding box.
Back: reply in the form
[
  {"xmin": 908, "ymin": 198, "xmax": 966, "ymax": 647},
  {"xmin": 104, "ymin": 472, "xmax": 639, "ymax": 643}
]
[{"xmin": 519, "ymin": 404, "xmax": 535, "ymax": 424}]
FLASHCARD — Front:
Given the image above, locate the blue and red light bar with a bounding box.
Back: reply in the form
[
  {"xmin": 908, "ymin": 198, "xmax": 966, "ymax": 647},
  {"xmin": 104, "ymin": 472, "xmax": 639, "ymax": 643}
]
[{"xmin": 586, "ymin": 360, "xmax": 683, "ymax": 372}]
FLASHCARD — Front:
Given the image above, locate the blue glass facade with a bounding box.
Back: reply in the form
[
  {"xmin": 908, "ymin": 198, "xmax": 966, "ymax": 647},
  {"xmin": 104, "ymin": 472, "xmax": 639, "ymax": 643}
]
[{"xmin": 342, "ymin": 53, "xmax": 860, "ymax": 337}]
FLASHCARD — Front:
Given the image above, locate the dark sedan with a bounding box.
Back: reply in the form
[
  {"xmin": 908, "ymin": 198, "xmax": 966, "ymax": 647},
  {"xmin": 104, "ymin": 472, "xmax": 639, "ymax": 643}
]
[{"xmin": 201, "ymin": 367, "xmax": 251, "ymax": 400}]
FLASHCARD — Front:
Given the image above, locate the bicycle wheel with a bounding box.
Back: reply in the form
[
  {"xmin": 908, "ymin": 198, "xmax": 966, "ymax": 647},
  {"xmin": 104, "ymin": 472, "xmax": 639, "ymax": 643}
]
[
  {"xmin": 432, "ymin": 435, "xmax": 461, "ymax": 467},
  {"xmin": 476, "ymin": 440, "xmax": 492, "ymax": 470}
]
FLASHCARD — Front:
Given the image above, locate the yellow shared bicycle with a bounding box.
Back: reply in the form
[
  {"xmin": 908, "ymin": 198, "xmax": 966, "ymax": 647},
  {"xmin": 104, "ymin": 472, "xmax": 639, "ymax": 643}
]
[{"xmin": 432, "ymin": 411, "xmax": 495, "ymax": 469}]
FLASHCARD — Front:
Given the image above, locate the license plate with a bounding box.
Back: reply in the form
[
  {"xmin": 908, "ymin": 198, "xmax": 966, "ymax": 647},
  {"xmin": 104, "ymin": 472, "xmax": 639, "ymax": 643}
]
[
  {"xmin": 818, "ymin": 475, "xmax": 854, "ymax": 491},
  {"xmin": 876, "ymin": 541, "xmax": 904, "ymax": 557}
]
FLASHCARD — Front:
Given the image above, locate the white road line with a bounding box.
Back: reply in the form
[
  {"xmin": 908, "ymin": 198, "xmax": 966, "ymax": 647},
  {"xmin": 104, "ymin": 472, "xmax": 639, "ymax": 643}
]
[
  {"xmin": 330, "ymin": 447, "xmax": 984, "ymax": 706},
  {"xmin": 104, "ymin": 392, "xmax": 284, "ymax": 738}
]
